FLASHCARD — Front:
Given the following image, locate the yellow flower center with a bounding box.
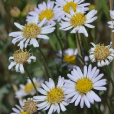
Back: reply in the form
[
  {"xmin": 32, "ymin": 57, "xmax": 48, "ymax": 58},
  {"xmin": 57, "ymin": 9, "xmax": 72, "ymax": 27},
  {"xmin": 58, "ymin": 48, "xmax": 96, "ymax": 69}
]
[
  {"xmin": 22, "ymin": 23, "xmax": 41, "ymax": 39},
  {"xmin": 64, "ymin": 55, "xmax": 76, "ymax": 65},
  {"xmin": 13, "ymin": 49, "xmax": 29, "ymax": 64},
  {"xmin": 46, "ymin": 87, "xmax": 65, "ymax": 104},
  {"xmin": 63, "ymin": 2, "xmax": 77, "ymax": 14},
  {"xmin": 75, "ymin": 77, "xmax": 93, "ymax": 94},
  {"xmin": 23, "ymin": 100, "xmax": 38, "ymax": 114},
  {"xmin": 24, "ymin": 82, "xmax": 39, "ymax": 94},
  {"xmin": 21, "ymin": 112, "xmax": 28, "ymax": 114},
  {"xmin": 94, "ymin": 44, "xmax": 110, "ymax": 61},
  {"xmin": 70, "ymin": 13, "xmax": 86, "ymax": 27},
  {"xmin": 39, "ymin": 8, "xmax": 54, "ymax": 21}
]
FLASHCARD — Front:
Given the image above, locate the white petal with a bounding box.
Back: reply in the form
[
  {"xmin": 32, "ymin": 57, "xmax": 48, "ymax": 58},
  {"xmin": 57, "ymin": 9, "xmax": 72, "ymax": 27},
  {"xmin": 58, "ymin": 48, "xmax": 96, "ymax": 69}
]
[
  {"xmin": 14, "ymin": 22, "xmax": 24, "ymax": 30},
  {"xmin": 9, "ymin": 32, "xmax": 22, "ymax": 37},
  {"xmin": 93, "ymin": 87, "xmax": 107, "ymax": 91},
  {"xmin": 30, "ymin": 39, "xmax": 39, "ymax": 47},
  {"xmin": 25, "ymin": 39, "xmax": 30, "ymax": 48},
  {"xmin": 37, "ymin": 101, "xmax": 48, "ymax": 107},
  {"xmin": 70, "ymin": 93, "xmax": 79, "ymax": 103},
  {"xmin": 67, "ymin": 74, "xmax": 77, "ymax": 82},
  {"xmin": 39, "ymin": 18, "xmax": 47, "ymax": 27},
  {"xmin": 19, "ymin": 64, "xmax": 24, "ymax": 74},
  {"xmin": 33, "ymin": 96, "xmax": 46, "ymax": 100},
  {"xmin": 92, "ymin": 74, "xmax": 104, "ymax": 83},
  {"xmin": 85, "ymin": 24, "xmax": 95, "ymax": 28},
  {"xmin": 76, "ymin": 66, "xmax": 83, "ymax": 77},
  {"xmin": 8, "ymin": 62, "xmax": 16, "ymax": 69},
  {"xmin": 48, "ymin": 105, "xmax": 54, "ymax": 114},
  {"xmin": 83, "ymin": 66, "xmax": 87, "ymax": 77},
  {"xmin": 12, "ymin": 108, "xmax": 20, "ymax": 113},
  {"xmin": 66, "ymin": 91, "xmax": 76, "ymax": 99},
  {"xmin": 91, "ymin": 91, "xmax": 101, "ymax": 102},
  {"xmin": 38, "ymin": 88, "xmax": 47, "ymax": 95},
  {"xmin": 60, "ymin": 103, "xmax": 66, "ymax": 112},
  {"xmin": 15, "ymin": 64, "xmax": 19, "ymax": 72},
  {"xmin": 80, "ymin": 96, "xmax": 84, "ymax": 108},
  {"xmin": 41, "ymin": 83, "xmax": 50, "ymax": 91},
  {"xmin": 84, "ymin": 95, "xmax": 90, "ymax": 108},
  {"xmin": 37, "ymin": 35, "xmax": 49, "ymax": 39},
  {"xmin": 75, "ymin": 95, "xmax": 81, "ymax": 106}
]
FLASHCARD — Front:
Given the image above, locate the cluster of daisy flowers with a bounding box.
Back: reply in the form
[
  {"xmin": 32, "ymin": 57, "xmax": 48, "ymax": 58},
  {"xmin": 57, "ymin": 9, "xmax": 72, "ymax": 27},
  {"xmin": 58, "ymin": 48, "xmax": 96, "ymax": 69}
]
[
  {"xmin": 11, "ymin": 65, "xmax": 107, "ymax": 114},
  {"xmin": 8, "ymin": 0, "xmax": 114, "ymax": 114}
]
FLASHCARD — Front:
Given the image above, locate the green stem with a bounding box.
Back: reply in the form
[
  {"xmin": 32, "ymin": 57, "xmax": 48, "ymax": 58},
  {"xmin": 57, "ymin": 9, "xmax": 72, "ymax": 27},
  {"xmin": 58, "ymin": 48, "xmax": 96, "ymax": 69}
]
[
  {"xmin": 25, "ymin": 67, "xmax": 38, "ymax": 95},
  {"xmin": 76, "ymin": 34, "xmax": 83, "ymax": 56},
  {"xmin": 91, "ymin": 106, "xmax": 96, "ymax": 114},
  {"xmin": 106, "ymin": 97, "xmax": 112, "ymax": 114},
  {"xmin": 38, "ymin": 47, "xmax": 52, "ymax": 79},
  {"xmin": 77, "ymin": 54, "xmax": 84, "ymax": 63},
  {"xmin": 55, "ymin": 32, "xmax": 64, "ymax": 64},
  {"xmin": 105, "ymin": 66, "xmax": 114, "ymax": 90}
]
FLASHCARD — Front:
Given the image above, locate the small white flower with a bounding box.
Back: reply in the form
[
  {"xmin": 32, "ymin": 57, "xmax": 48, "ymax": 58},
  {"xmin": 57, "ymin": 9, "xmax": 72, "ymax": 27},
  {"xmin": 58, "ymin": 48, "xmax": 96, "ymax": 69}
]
[
  {"xmin": 54, "ymin": 48, "xmax": 78, "ymax": 70},
  {"xmin": 26, "ymin": 1, "xmax": 56, "ymax": 26},
  {"xmin": 9, "ymin": 15, "xmax": 55, "ymax": 49},
  {"xmin": 89, "ymin": 42, "xmax": 114, "ymax": 67},
  {"xmin": 11, "ymin": 98, "xmax": 39, "ymax": 114},
  {"xmin": 64, "ymin": 65, "xmax": 107, "ymax": 108},
  {"xmin": 54, "ymin": 48, "xmax": 89, "ymax": 70},
  {"xmin": 33, "ymin": 76, "xmax": 69, "ymax": 114},
  {"xmin": 15, "ymin": 77, "xmax": 43, "ymax": 98},
  {"xmin": 54, "ymin": 0, "xmax": 90, "ymax": 21},
  {"xmin": 59, "ymin": 8, "xmax": 97, "ymax": 37},
  {"xmin": 8, "ymin": 49, "xmax": 36, "ymax": 74},
  {"xmin": 107, "ymin": 10, "xmax": 114, "ymax": 32}
]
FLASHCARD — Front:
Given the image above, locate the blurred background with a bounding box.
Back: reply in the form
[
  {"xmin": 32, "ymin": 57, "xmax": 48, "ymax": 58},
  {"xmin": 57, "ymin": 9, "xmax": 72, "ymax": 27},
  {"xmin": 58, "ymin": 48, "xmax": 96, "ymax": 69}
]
[{"xmin": 0, "ymin": 0, "xmax": 113, "ymax": 114}]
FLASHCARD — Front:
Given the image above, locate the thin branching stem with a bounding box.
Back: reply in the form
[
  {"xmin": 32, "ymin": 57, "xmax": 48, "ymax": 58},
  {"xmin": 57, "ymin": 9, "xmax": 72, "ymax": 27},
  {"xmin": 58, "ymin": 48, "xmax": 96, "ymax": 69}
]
[
  {"xmin": 25, "ymin": 67, "xmax": 38, "ymax": 95},
  {"xmin": 38, "ymin": 47, "xmax": 52, "ymax": 79},
  {"xmin": 55, "ymin": 32, "xmax": 64, "ymax": 64}
]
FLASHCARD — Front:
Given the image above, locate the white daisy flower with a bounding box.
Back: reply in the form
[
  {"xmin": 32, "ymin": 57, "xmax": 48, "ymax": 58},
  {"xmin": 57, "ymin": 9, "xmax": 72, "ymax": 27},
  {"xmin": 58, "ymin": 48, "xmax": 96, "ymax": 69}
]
[
  {"xmin": 54, "ymin": 48, "xmax": 78, "ymax": 70},
  {"xmin": 54, "ymin": 48, "xmax": 89, "ymax": 70},
  {"xmin": 8, "ymin": 49, "xmax": 36, "ymax": 74},
  {"xmin": 33, "ymin": 76, "xmax": 69, "ymax": 114},
  {"xmin": 11, "ymin": 98, "xmax": 39, "ymax": 114},
  {"xmin": 54, "ymin": 0, "xmax": 90, "ymax": 21},
  {"xmin": 9, "ymin": 15, "xmax": 55, "ymax": 49},
  {"xmin": 64, "ymin": 65, "xmax": 107, "ymax": 108},
  {"xmin": 107, "ymin": 10, "xmax": 114, "ymax": 32},
  {"xmin": 26, "ymin": 1, "xmax": 56, "ymax": 26},
  {"xmin": 15, "ymin": 77, "xmax": 43, "ymax": 98},
  {"xmin": 89, "ymin": 42, "xmax": 114, "ymax": 67},
  {"xmin": 59, "ymin": 8, "xmax": 97, "ymax": 37}
]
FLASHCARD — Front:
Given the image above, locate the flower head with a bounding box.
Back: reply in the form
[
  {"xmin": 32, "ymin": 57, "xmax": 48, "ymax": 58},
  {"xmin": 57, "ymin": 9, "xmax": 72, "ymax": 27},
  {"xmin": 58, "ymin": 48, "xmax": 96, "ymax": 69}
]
[
  {"xmin": 59, "ymin": 8, "xmax": 97, "ymax": 37},
  {"xmin": 10, "ymin": 7, "xmax": 21, "ymax": 18},
  {"xmin": 8, "ymin": 49, "xmax": 36, "ymax": 74},
  {"xmin": 89, "ymin": 42, "xmax": 114, "ymax": 67},
  {"xmin": 9, "ymin": 15, "xmax": 55, "ymax": 49},
  {"xmin": 64, "ymin": 65, "xmax": 106, "ymax": 108},
  {"xmin": 54, "ymin": 48, "xmax": 78, "ymax": 70},
  {"xmin": 26, "ymin": 1, "xmax": 56, "ymax": 25},
  {"xmin": 54, "ymin": 48, "xmax": 89, "ymax": 70},
  {"xmin": 54, "ymin": 0, "xmax": 90, "ymax": 21},
  {"xmin": 33, "ymin": 76, "xmax": 69, "ymax": 114},
  {"xmin": 107, "ymin": 10, "xmax": 114, "ymax": 32},
  {"xmin": 22, "ymin": 98, "xmax": 38, "ymax": 114},
  {"xmin": 11, "ymin": 98, "xmax": 39, "ymax": 114},
  {"xmin": 15, "ymin": 77, "xmax": 43, "ymax": 98}
]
